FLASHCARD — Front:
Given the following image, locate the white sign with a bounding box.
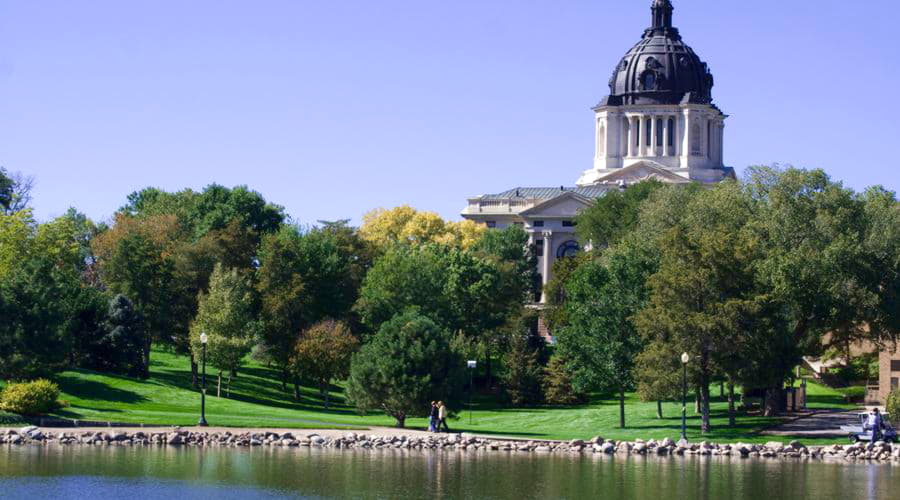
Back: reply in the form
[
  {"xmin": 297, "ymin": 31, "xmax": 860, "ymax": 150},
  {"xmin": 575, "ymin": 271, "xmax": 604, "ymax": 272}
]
[{"xmin": 467, "ymin": 360, "xmax": 477, "ymax": 369}]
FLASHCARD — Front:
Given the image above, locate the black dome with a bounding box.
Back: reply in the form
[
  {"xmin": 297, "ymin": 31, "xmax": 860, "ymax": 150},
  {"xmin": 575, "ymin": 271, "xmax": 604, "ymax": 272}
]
[{"xmin": 601, "ymin": 0, "xmax": 714, "ymax": 107}]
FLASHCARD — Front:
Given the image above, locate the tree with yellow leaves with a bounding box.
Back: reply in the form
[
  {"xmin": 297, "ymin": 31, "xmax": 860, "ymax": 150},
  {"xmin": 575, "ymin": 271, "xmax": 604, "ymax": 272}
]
[{"xmin": 359, "ymin": 205, "xmax": 485, "ymax": 251}]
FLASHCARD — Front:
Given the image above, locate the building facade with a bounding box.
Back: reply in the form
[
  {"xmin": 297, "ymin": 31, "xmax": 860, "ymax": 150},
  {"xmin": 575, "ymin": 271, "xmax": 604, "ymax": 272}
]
[{"xmin": 462, "ymin": 0, "xmax": 734, "ymax": 300}]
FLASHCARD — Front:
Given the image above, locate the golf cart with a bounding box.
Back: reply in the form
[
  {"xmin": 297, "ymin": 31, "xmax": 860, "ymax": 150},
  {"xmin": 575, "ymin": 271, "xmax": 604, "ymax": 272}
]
[{"xmin": 840, "ymin": 413, "xmax": 897, "ymax": 443}]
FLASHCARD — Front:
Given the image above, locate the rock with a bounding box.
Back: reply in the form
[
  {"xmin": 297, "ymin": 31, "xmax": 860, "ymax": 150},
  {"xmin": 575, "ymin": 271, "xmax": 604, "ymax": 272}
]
[
  {"xmin": 789, "ymin": 440, "xmax": 805, "ymax": 450},
  {"xmin": 111, "ymin": 432, "xmax": 128, "ymax": 442},
  {"xmin": 311, "ymin": 436, "xmax": 326, "ymax": 445},
  {"xmin": 660, "ymin": 438, "xmax": 674, "ymax": 448},
  {"xmin": 632, "ymin": 443, "xmax": 647, "ymax": 454},
  {"xmin": 535, "ymin": 446, "xmax": 552, "ymax": 453},
  {"xmin": 19, "ymin": 426, "xmax": 38, "ymax": 436},
  {"xmin": 166, "ymin": 433, "xmax": 183, "ymax": 445},
  {"xmin": 600, "ymin": 442, "xmax": 616, "ymax": 454},
  {"xmin": 249, "ymin": 439, "xmax": 262, "ymax": 446},
  {"xmin": 590, "ymin": 436, "xmax": 603, "ymax": 445},
  {"xmin": 569, "ymin": 439, "xmax": 584, "ymax": 447},
  {"xmin": 765, "ymin": 441, "xmax": 783, "ymax": 451}
]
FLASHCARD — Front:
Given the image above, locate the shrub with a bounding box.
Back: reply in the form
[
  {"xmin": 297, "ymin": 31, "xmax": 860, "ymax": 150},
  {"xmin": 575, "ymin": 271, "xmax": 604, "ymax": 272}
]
[
  {"xmin": 887, "ymin": 390, "xmax": 900, "ymax": 423},
  {"xmin": 0, "ymin": 379, "xmax": 61, "ymax": 416}
]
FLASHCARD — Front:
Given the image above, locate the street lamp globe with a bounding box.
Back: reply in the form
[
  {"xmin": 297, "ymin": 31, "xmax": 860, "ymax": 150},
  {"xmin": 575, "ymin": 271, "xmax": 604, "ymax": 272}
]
[
  {"xmin": 681, "ymin": 352, "xmax": 690, "ymax": 364},
  {"xmin": 200, "ymin": 332, "xmax": 208, "ymax": 344}
]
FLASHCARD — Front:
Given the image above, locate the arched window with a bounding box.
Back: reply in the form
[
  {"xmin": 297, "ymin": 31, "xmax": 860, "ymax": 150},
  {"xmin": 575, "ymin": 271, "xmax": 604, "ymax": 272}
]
[
  {"xmin": 645, "ymin": 118, "xmax": 652, "ymax": 146},
  {"xmin": 622, "ymin": 118, "xmax": 631, "ymax": 155},
  {"xmin": 656, "ymin": 118, "xmax": 663, "ymax": 147},
  {"xmin": 642, "ymin": 72, "xmax": 656, "ymax": 90},
  {"xmin": 557, "ymin": 240, "xmax": 580, "ymax": 259},
  {"xmin": 634, "ymin": 120, "xmax": 640, "ymax": 147},
  {"xmin": 667, "ymin": 118, "xmax": 675, "ymax": 152},
  {"xmin": 691, "ymin": 123, "xmax": 702, "ymax": 156}
]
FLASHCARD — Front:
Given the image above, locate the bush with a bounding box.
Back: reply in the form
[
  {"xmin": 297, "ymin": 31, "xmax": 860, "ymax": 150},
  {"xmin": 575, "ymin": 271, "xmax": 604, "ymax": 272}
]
[
  {"xmin": 0, "ymin": 379, "xmax": 61, "ymax": 416},
  {"xmin": 887, "ymin": 390, "xmax": 900, "ymax": 423}
]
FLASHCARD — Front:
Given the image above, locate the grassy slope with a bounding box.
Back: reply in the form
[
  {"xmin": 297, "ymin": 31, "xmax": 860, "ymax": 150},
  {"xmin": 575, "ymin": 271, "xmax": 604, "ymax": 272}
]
[{"xmin": 10, "ymin": 350, "xmax": 858, "ymax": 444}]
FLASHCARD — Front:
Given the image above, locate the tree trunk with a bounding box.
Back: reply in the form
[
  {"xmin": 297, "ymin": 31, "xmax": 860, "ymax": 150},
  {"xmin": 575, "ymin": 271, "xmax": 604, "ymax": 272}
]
[
  {"xmin": 695, "ymin": 389, "xmax": 700, "ymax": 413},
  {"xmin": 619, "ymin": 388, "xmax": 626, "ymax": 428},
  {"xmin": 700, "ymin": 382, "xmax": 711, "ymax": 434},
  {"xmin": 764, "ymin": 387, "xmax": 784, "ymax": 417},
  {"xmin": 190, "ymin": 356, "xmax": 198, "ymax": 389},
  {"xmin": 217, "ymin": 372, "xmax": 222, "ymax": 398},
  {"xmin": 281, "ymin": 368, "xmax": 288, "ymax": 392},
  {"xmin": 720, "ymin": 382, "xmax": 724, "ymax": 398},
  {"xmin": 323, "ymin": 386, "xmax": 330, "ymax": 409},
  {"xmin": 727, "ymin": 381, "xmax": 736, "ymax": 428},
  {"xmin": 293, "ymin": 380, "xmax": 301, "ymax": 401},
  {"xmin": 485, "ymin": 349, "xmax": 492, "ymax": 388},
  {"xmin": 142, "ymin": 338, "xmax": 152, "ymax": 379},
  {"xmin": 226, "ymin": 373, "xmax": 232, "ymax": 398},
  {"xmin": 657, "ymin": 400, "xmax": 663, "ymax": 419},
  {"xmin": 395, "ymin": 413, "xmax": 406, "ymax": 428}
]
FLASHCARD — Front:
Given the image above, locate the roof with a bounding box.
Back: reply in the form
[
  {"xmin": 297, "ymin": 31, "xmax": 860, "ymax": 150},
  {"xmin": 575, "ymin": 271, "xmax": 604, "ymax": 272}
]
[{"xmin": 477, "ymin": 186, "xmax": 613, "ymax": 201}]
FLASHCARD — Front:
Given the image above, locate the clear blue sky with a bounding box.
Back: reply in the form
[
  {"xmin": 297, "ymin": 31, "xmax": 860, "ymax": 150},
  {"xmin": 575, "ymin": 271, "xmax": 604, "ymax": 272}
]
[{"xmin": 1, "ymin": 0, "xmax": 898, "ymax": 225}]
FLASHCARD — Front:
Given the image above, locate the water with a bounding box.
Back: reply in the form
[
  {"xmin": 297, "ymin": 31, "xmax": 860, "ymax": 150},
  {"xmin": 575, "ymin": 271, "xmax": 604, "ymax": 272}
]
[{"xmin": 0, "ymin": 445, "xmax": 897, "ymax": 499}]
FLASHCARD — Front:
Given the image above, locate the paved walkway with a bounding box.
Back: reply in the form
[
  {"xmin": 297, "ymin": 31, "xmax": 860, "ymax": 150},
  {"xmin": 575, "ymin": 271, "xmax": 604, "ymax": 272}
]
[{"xmin": 762, "ymin": 410, "xmax": 860, "ymax": 437}]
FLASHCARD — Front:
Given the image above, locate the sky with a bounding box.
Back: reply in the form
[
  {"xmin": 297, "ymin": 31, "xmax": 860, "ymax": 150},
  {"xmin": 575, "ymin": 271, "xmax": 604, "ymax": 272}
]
[{"xmin": 1, "ymin": 0, "xmax": 898, "ymax": 225}]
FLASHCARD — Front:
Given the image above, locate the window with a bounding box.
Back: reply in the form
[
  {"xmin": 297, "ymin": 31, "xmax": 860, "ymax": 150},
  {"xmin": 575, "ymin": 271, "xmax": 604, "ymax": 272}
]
[
  {"xmin": 532, "ymin": 220, "xmax": 544, "ymax": 227},
  {"xmin": 535, "ymin": 239, "xmax": 544, "ymax": 254},
  {"xmin": 562, "ymin": 220, "xmax": 575, "ymax": 227},
  {"xmin": 486, "ymin": 221, "xmax": 497, "ymax": 228},
  {"xmin": 691, "ymin": 123, "xmax": 702, "ymax": 156},
  {"xmin": 634, "ymin": 120, "xmax": 640, "ymax": 147},
  {"xmin": 597, "ymin": 122, "xmax": 605, "ymax": 156},
  {"xmin": 891, "ymin": 360, "xmax": 900, "ymax": 371},
  {"xmin": 656, "ymin": 118, "xmax": 663, "ymax": 147},
  {"xmin": 642, "ymin": 72, "xmax": 656, "ymax": 90},
  {"xmin": 667, "ymin": 117, "xmax": 675, "ymax": 150},
  {"xmin": 893, "ymin": 377, "xmax": 899, "ymax": 390},
  {"xmin": 645, "ymin": 118, "xmax": 652, "ymax": 146},
  {"xmin": 557, "ymin": 240, "xmax": 580, "ymax": 259}
]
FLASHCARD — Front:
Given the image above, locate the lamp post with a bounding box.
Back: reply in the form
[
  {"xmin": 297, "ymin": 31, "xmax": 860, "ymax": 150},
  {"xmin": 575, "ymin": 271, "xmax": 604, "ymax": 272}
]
[
  {"xmin": 467, "ymin": 360, "xmax": 477, "ymax": 425},
  {"xmin": 199, "ymin": 332, "xmax": 208, "ymax": 427},
  {"xmin": 680, "ymin": 352, "xmax": 689, "ymax": 442}
]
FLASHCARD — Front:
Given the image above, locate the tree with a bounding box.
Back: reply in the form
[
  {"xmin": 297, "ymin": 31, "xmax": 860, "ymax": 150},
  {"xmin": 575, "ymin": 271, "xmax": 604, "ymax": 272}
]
[
  {"xmin": 634, "ymin": 342, "xmax": 683, "ymax": 419},
  {"xmin": 0, "ymin": 254, "xmax": 77, "ymax": 380},
  {"xmin": 557, "ymin": 238, "xmax": 653, "ymax": 428},
  {"xmin": 502, "ymin": 314, "xmax": 545, "ymax": 406},
  {"xmin": 635, "ymin": 181, "xmax": 760, "ymax": 431},
  {"xmin": 0, "ymin": 167, "xmax": 35, "ymax": 214},
  {"xmin": 189, "ymin": 264, "xmax": 256, "ymax": 398},
  {"xmin": 92, "ymin": 215, "xmax": 180, "ymax": 377},
  {"xmin": 358, "ymin": 205, "xmax": 485, "ymax": 252},
  {"xmin": 290, "ymin": 320, "xmax": 359, "ymax": 408},
  {"xmin": 346, "ymin": 310, "xmax": 465, "ymax": 428},
  {"xmin": 99, "ymin": 295, "xmax": 148, "ymax": 376},
  {"xmin": 543, "ymin": 355, "xmax": 586, "ymax": 405},
  {"xmin": 257, "ymin": 224, "xmax": 362, "ymax": 397},
  {"xmin": 576, "ymin": 179, "xmax": 665, "ymax": 249}
]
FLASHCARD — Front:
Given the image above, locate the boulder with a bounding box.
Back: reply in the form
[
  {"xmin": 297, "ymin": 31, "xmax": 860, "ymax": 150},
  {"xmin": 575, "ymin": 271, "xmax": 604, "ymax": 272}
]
[
  {"xmin": 166, "ymin": 433, "xmax": 183, "ymax": 445},
  {"xmin": 601, "ymin": 442, "xmax": 616, "ymax": 454}
]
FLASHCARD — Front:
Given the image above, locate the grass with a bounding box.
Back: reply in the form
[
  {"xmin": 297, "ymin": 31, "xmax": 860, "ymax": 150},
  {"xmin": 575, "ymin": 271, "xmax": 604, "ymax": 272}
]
[{"xmin": 0, "ymin": 350, "xmax": 858, "ymax": 444}]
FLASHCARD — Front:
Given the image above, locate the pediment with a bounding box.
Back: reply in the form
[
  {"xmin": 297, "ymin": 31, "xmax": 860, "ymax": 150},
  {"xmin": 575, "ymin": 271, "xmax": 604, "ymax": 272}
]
[
  {"xmin": 589, "ymin": 161, "xmax": 691, "ymax": 185},
  {"xmin": 519, "ymin": 191, "xmax": 594, "ymax": 217}
]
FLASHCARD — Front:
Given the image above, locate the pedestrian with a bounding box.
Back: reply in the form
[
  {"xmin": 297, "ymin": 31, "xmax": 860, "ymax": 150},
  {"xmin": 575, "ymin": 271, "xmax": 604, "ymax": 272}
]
[
  {"xmin": 869, "ymin": 408, "xmax": 885, "ymax": 442},
  {"xmin": 438, "ymin": 401, "xmax": 449, "ymax": 433},
  {"xmin": 428, "ymin": 401, "xmax": 438, "ymax": 432}
]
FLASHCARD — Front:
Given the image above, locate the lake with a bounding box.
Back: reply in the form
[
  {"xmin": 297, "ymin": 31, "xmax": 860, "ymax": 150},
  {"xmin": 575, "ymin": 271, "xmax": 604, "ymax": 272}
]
[{"xmin": 0, "ymin": 445, "xmax": 896, "ymax": 499}]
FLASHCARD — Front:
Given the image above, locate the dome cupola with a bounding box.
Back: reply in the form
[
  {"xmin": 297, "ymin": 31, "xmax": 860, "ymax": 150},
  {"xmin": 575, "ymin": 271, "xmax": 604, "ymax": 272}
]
[{"xmin": 602, "ymin": 0, "xmax": 715, "ymax": 107}]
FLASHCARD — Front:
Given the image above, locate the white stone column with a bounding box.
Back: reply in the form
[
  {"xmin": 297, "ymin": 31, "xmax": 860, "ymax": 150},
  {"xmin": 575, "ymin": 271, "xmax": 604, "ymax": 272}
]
[
  {"xmin": 662, "ymin": 117, "xmax": 669, "ymax": 157},
  {"xmin": 680, "ymin": 110, "xmax": 691, "ymax": 167},
  {"xmin": 650, "ymin": 116, "xmax": 658, "ymax": 157},
  {"xmin": 628, "ymin": 116, "xmax": 636, "ymax": 157},
  {"xmin": 540, "ymin": 230, "xmax": 553, "ymax": 304}
]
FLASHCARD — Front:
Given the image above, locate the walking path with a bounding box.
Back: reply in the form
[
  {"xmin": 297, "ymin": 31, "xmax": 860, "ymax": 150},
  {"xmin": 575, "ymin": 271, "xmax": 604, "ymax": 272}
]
[{"xmin": 762, "ymin": 409, "xmax": 860, "ymax": 438}]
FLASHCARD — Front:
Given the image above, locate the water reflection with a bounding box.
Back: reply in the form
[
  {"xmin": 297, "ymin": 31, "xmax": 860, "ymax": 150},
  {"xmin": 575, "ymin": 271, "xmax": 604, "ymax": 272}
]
[{"xmin": 0, "ymin": 445, "xmax": 895, "ymax": 499}]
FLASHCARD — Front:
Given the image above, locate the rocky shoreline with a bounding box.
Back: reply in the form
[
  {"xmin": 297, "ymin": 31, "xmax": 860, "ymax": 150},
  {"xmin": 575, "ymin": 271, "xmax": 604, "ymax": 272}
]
[{"xmin": 3, "ymin": 426, "xmax": 899, "ymax": 463}]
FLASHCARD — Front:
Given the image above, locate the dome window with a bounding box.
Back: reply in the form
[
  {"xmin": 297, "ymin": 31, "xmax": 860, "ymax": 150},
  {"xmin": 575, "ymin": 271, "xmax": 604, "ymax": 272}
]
[
  {"xmin": 557, "ymin": 240, "xmax": 581, "ymax": 259},
  {"xmin": 642, "ymin": 72, "xmax": 656, "ymax": 90}
]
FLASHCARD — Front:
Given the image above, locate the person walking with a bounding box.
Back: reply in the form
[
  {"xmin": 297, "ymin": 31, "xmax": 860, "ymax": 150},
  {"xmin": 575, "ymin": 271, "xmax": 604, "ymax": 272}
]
[
  {"xmin": 869, "ymin": 408, "xmax": 885, "ymax": 442},
  {"xmin": 438, "ymin": 401, "xmax": 449, "ymax": 433},
  {"xmin": 428, "ymin": 401, "xmax": 438, "ymax": 432}
]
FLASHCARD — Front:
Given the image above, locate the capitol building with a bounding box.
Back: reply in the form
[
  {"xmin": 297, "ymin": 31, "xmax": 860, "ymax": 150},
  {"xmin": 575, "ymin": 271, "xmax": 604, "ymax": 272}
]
[{"xmin": 462, "ymin": 0, "xmax": 734, "ymax": 305}]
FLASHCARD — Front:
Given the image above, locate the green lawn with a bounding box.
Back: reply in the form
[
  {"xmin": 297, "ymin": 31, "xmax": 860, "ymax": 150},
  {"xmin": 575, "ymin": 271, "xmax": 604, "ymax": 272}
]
[{"xmin": 1, "ymin": 350, "xmax": 856, "ymax": 444}]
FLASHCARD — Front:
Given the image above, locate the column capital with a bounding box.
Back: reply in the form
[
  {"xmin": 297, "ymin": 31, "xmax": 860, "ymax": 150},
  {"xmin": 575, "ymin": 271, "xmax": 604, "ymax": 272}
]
[{"xmin": 542, "ymin": 230, "xmax": 553, "ymax": 238}]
